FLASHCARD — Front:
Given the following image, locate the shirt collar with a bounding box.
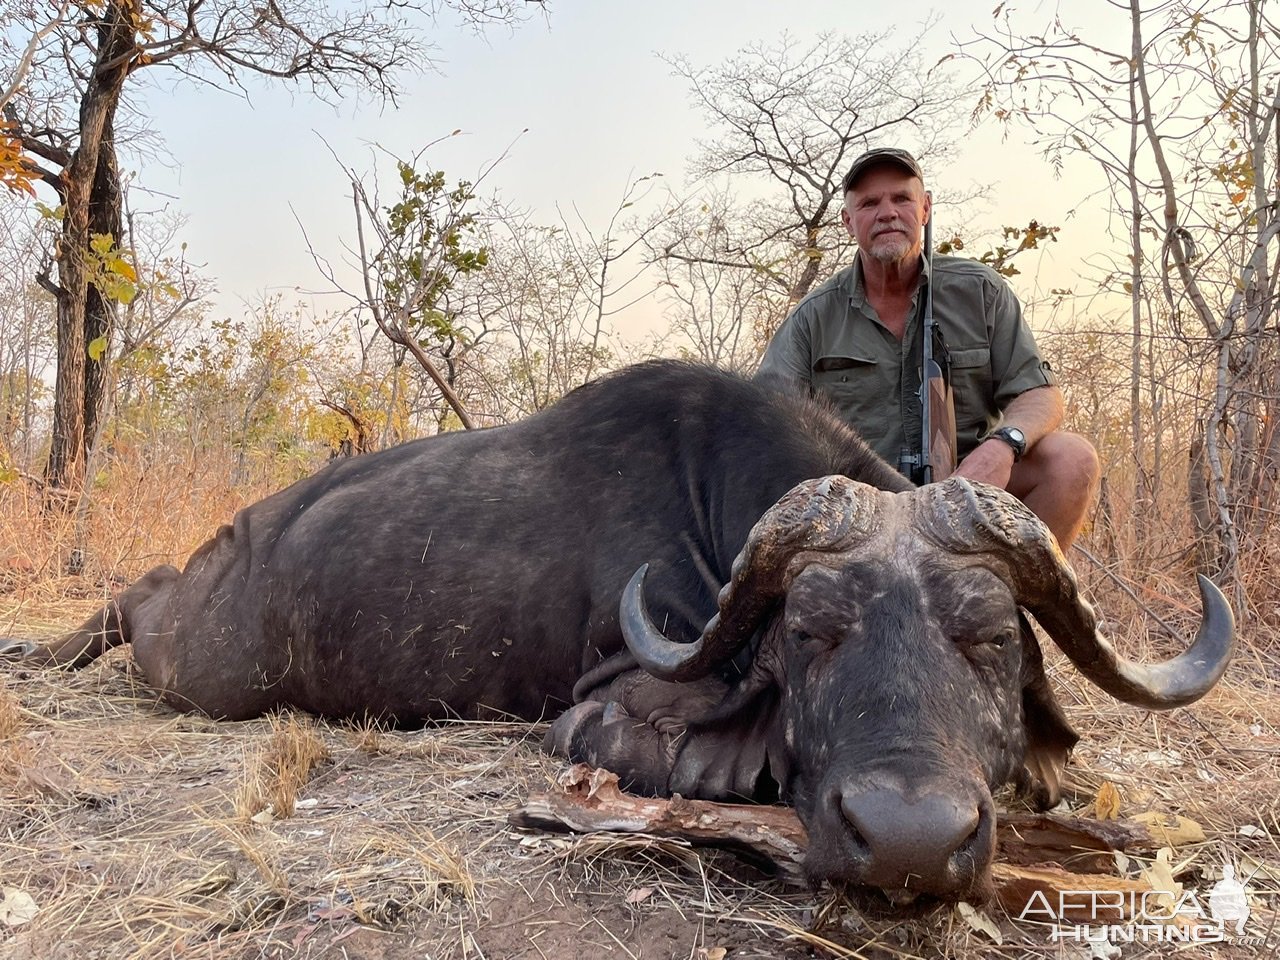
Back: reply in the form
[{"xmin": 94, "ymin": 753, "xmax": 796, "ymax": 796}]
[{"xmin": 847, "ymin": 251, "xmax": 930, "ymax": 305}]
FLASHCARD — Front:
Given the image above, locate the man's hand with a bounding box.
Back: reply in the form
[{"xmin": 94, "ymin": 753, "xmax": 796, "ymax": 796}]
[{"xmin": 952, "ymin": 439, "xmax": 1016, "ymax": 489}]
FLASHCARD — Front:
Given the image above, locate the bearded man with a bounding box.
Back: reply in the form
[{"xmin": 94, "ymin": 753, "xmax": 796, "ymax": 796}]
[{"xmin": 754, "ymin": 147, "xmax": 1099, "ymax": 547}]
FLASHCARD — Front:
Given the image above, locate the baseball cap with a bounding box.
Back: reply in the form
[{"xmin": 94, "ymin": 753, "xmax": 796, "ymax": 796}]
[{"xmin": 841, "ymin": 147, "xmax": 924, "ymax": 192}]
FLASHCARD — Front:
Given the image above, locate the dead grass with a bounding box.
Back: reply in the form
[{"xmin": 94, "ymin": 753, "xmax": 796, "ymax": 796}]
[
  {"xmin": 1, "ymin": 574, "xmax": 1275, "ymax": 960},
  {"xmin": 0, "ymin": 454, "xmax": 1277, "ymax": 958},
  {"xmin": 0, "ymin": 679, "xmax": 25, "ymax": 740},
  {"xmin": 235, "ymin": 714, "xmax": 331, "ymax": 821}
]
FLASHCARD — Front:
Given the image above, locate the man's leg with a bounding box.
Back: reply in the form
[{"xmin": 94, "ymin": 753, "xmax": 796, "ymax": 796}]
[{"xmin": 1007, "ymin": 431, "xmax": 1100, "ymax": 549}]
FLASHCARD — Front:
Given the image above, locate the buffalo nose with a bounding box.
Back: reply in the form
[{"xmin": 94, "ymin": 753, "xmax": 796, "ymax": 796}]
[{"xmin": 840, "ymin": 786, "xmax": 989, "ymax": 895}]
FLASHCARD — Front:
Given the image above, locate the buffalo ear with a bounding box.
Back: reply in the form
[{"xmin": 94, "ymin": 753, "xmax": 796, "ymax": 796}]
[{"xmin": 1018, "ymin": 613, "xmax": 1080, "ymax": 810}]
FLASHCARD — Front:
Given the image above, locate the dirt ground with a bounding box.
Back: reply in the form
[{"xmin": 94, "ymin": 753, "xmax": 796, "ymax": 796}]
[{"xmin": 1, "ymin": 587, "xmax": 1278, "ymax": 960}]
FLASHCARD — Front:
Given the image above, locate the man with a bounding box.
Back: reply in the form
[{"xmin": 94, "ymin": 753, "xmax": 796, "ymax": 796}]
[{"xmin": 755, "ymin": 147, "xmax": 1099, "ymax": 548}]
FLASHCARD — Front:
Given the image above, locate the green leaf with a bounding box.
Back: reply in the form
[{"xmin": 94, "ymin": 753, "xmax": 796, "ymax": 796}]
[
  {"xmin": 114, "ymin": 280, "xmax": 138, "ymax": 305},
  {"xmin": 35, "ymin": 201, "xmax": 65, "ymax": 221}
]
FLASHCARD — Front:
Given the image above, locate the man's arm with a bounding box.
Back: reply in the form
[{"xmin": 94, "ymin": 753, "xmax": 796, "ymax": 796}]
[
  {"xmin": 754, "ymin": 310, "xmax": 814, "ymax": 397},
  {"xmin": 952, "ymin": 384, "xmax": 1064, "ymax": 488}
]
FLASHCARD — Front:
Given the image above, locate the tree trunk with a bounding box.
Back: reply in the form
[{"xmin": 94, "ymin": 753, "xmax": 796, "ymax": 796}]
[
  {"xmin": 83, "ymin": 117, "xmax": 123, "ymax": 459},
  {"xmin": 1257, "ymin": 372, "xmax": 1280, "ymax": 534},
  {"xmin": 1187, "ymin": 426, "xmax": 1217, "ymax": 577},
  {"xmin": 44, "ymin": 1, "xmax": 135, "ymax": 494},
  {"xmin": 47, "ymin": 231, "xmax": 90, "ymax": 494},
  {"xmin": 787, "ymin": 219, "xmax": 829, "ymax": 305}
]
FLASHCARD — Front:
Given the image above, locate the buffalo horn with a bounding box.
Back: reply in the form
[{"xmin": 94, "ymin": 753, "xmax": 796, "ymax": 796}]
[
  {"xmin": 622, "ymin": 475, "xmax": 883, "ymax": 682},
  {"xmin": 918, "ymin": 479, "xmax": 1234, "ymax": 709}
]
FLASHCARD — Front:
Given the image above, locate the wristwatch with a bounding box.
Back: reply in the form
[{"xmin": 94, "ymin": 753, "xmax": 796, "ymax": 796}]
[{"xmin": 988, "ymin": 426, "xmax": 1027, "ymax": 462}]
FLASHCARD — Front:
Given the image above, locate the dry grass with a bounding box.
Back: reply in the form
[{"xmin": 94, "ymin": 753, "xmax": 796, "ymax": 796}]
[
  {"xmin": 0, "ymin": 455, "xmax": 1278, "ymax": 958},
  {"xmin": 1, "ymin": 597, "xmax": 1274, "ymax": 958},
  {"xmin": 0, "ymin": 679, "xmax": 26, "ymax": 741},
  {"xmin": 235, "ymin": 714, "xmax": 331, "ymax": 821}
]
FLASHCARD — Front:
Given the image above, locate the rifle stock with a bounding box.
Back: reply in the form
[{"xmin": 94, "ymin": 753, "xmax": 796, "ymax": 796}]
[
  {"xmin": 924, "ymin": 358, "xmax": 956, "ymax": 482},
  {"xmin": 917, "ymin": 195, "xmax": 957, "ymax": 485}
]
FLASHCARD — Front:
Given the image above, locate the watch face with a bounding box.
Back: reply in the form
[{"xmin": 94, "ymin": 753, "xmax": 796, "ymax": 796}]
[{"xmin": 992, "ymin": 426, "xmax": 1026, "ymax": 460}]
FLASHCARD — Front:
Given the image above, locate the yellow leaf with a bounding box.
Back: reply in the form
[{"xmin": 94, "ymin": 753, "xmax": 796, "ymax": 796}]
[
  {"xmin": 956, "ymin": 901, "xmax": 1003, "ymax": 943},
  {"xmin": 1132, "ymin": 811, "xmax": 1206, "ymax": 846},
  {"xmin": 1094, "ymin": 781, "xmax": 1122, "ymax": 820},
  {"xmin": 107, "ymin": 256, "xmax": 138, "ymax": 282},
  {"xmin": 1139, "ymin": 847, "xmax": 1183, "ymax": 921},
  {"xmin": 87, "ymin": 336, "xmax": 108, "ymax": 362}
]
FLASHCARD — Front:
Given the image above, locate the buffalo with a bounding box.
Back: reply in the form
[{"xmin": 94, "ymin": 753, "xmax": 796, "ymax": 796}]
[{"xmin": 2, "ymin": 361, "xmax": 1233, "ymax": 904}]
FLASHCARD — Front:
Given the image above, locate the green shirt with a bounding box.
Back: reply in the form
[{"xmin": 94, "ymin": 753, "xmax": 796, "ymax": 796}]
[{"xmin": 755, "ymin": 254, "xmax": 1056, "ymax": 472}]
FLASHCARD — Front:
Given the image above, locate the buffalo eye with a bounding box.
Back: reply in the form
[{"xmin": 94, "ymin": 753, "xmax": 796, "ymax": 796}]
[
  {"xmin": 784, "ymin": 611, "xmax": 853, "ymax": 655},
  {"xmin": 986, "ymin": 626, "xmax": 1017, "ymax": 649},
  {"xmin": 782, "ymin": 586, "xmax": 860, "ymax": 653},
  {"xmin": 788, "ymin": 626, "xmax": 835, "ymax": 651},
  {"xmin": 946, "ymin": 619, "xmax": 1018, "ymax": 653}
]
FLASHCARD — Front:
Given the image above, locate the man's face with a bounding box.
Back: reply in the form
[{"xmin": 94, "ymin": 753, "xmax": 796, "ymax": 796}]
[{"xmin": 841, "ymin": 166, "xmax": 931, "ymax": 267}]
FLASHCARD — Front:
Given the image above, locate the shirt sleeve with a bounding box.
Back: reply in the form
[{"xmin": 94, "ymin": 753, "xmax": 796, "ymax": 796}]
[
  {"xmin": 754, "ymin": 306, "xmax": 815, "ymax": 396},
  {"xmin": 986, "ymin": 276, "xmax": 1058, "ymax": 407}
]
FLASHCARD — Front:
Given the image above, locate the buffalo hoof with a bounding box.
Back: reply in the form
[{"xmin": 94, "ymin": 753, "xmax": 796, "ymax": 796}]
[
  {"xmin": 544, "ymin": 699, "xmax": 677, "ymax": 797},
  {"xmin": 543, "ymin": 700, "xmax": 606, "ymax": 757},
  {"xmin": 0, "ymin": 639, "xmax": 40, "ymax": 661}
]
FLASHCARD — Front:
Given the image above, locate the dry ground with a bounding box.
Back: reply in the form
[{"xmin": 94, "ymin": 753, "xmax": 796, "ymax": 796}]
[
  {"xmin": 0, "ymin": 474, "xmax": 1278, "ymax": 958},
  {"xmin": 1, "ymin": 582, "xmax": 1277, "ymax": 960}
]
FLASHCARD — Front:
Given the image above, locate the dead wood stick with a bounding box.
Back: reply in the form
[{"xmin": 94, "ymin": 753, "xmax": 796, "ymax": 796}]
[
  {"xmin": 510, "ymin": 765, "xmax": 1167, "ymax": 889},
  {"xmin": 511, "ymin": 764, "xmax": 808, "ymax": 880}
]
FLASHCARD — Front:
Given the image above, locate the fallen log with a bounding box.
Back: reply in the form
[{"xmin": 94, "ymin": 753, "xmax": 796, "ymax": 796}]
[
  {"xmin": 511, "ymin": 763, "xmax": 808, "ymax": 881},
  {"xmin": 511, "ymin": 765, "xmax": 1176, "ymax": 903},
  {"xmin": 997, "ymin": 810, "xmax": 1158, "ymax": 872},
  {"xmin": 990, "ymin": 863, "xmax": 1154, "ymax": 920}
]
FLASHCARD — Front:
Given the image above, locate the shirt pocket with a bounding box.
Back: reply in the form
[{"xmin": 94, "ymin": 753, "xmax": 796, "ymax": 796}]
[
  {"xmin": 812, "ymin": 354, "xmax": 878, "ymax": 396},
  {"xmin": 947, "ymin": 346, "xmax": 995, "ymax": 435},
  {"xmin": 811, "ymin": 355, "xmax": 880, "ymax": 431}
]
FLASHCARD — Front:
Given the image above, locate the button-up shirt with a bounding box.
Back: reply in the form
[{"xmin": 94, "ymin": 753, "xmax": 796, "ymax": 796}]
[{"xmin": 755, "ymin": 253, "xmax": 1056, "ymax": 472}]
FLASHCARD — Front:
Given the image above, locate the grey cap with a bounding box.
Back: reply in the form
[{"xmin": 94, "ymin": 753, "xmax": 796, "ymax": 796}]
[{"xmin": 841, "ymin": 147, "xmax": 924, "ymax": 192}]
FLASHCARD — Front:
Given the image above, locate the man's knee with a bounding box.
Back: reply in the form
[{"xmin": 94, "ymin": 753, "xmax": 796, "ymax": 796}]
[
  {"xmin": 1012, "ymin": 431, "xmax": 1100, "ymax": 501},
  {"xmin": 1041, "ymin": 432, "xmax": 1099, "ymax": 490}
]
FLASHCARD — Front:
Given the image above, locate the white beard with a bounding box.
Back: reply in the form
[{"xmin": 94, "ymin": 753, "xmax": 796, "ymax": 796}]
[{"xmin": 868, "ymin": 232, "xmax": 913, "ymax": 264}]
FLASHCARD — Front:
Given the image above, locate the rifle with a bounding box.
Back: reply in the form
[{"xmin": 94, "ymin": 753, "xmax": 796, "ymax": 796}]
[{"xmin": 916, "ymin": 195, "xmax": 957, "ymax": 485}]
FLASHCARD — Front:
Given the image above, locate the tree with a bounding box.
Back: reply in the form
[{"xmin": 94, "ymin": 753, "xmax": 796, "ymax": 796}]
[
  {"xmin": 962, "ymin": 0, "xmax": 1280, "ymax": 611},
  {"xmin": 330, "ymin": 149, "xmax": 495, "ymax": 433},
  {"xmin": 162, "ymin": 302, "xmax": 325, "ymax": 484},
  {"xmin": 0, "ymin": 206, "xmax": 57, "ymax": 474},
  {"xmin": 457, "ymin": 180, "xmax": 673, "ymax": 421},
  {"xmin": 2, "ymin": 0, "xmax": 537, "ymax": 494},
  {"xmin": 0, "ymin": 0, "xmax": 71, "ymax": 196},
  {"xmin": 657, "ymin": 29, "xmax": 971, "ymax": 323},
  {"xmin": 652, "ymin": 189, "xmax": 779, "ymax": 372}
]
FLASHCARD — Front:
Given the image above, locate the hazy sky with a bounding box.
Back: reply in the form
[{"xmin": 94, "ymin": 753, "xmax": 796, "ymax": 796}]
[{"xmin": 121, "ymin": 0, "xmax": 1122, "ymax": 336}]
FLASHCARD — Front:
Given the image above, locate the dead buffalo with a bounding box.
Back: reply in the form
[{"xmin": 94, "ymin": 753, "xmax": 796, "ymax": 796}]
[{"xmin": 2, "ymin": 360, "xmax": 1233, "ymax": 904}]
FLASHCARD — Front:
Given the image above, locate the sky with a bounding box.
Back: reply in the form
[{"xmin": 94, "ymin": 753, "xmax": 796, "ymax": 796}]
[{"xmin": 118, "ymin": 0, "xmax": 1125, "ymax": 340}]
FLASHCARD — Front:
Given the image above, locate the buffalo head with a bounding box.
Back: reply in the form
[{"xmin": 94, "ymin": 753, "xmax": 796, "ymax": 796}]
[{"xmin": 621, "ymin": 476, "xmax": 1233, "ymax": 904}]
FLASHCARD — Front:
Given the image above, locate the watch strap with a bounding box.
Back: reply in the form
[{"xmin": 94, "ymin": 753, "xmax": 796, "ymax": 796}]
[{"xmin": 989, "ymin": 426, "xmax": 1026, "ymax": 462}]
